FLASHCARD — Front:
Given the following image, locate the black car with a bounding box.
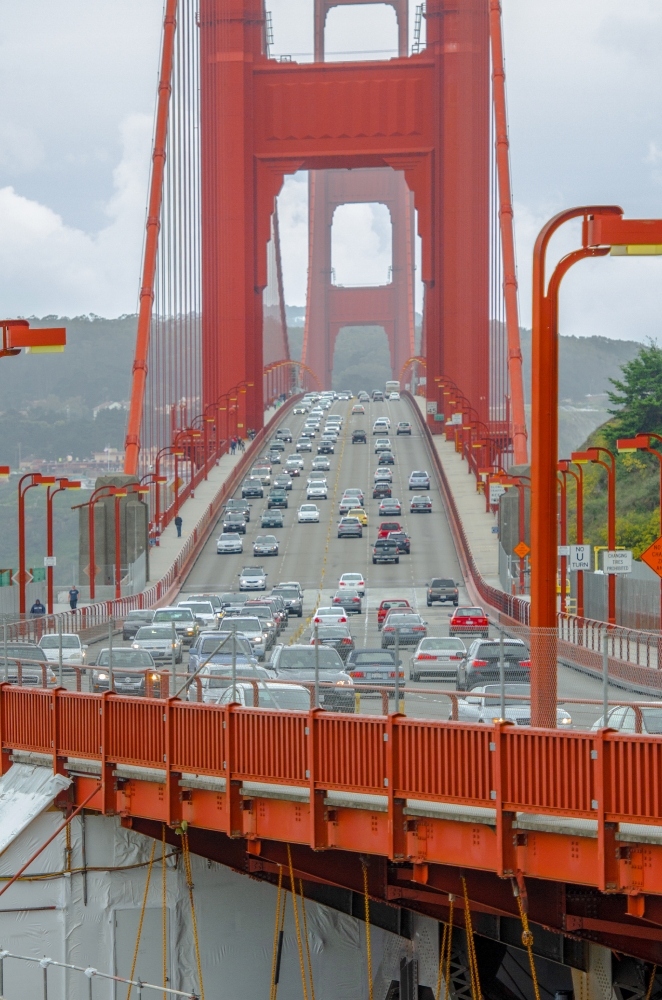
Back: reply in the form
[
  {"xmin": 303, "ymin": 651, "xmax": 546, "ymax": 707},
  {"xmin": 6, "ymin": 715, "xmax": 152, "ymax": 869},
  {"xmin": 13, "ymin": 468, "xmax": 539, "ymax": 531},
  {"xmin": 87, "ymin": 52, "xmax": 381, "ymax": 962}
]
[
  {"xmin": 345, "ymin": 648, "xmax": 403, "ymax": 693},
  {"xmin": 311, "ymin": 625, "xmax": 355, "ymax": 660},
  {"xmin": 396, "ymin": 422, "xmax": 412, "ymax": 435},
  {"xmin": 318, "ymin": 440, "xmax": 334, "ymax": 454},
  {"xmin": 388, "ymin": 531, "xmax": 410, "ymax": 554},
  {"xmin": 373, "ymin": 482, "xmax": 392, "ymax": 499},
  {"xmin": 332, "ymin": 589, "xmax": 362, "ymax": 614},
  {"xmin": 338, "ymin": 517, "xmax": 363, "ymax": 538},
  {"xmin": 459, "ymin": 639, "xmax": 529, "ymax": 691},
  {"xmin": 273, "ymin": 474, "xmax": 293, "ymax": 491},
  {"xmin": 261, "ymin": 509, "xmax": 284, "ymax": 528},
  {"xmin": 122, "ymin": 609, "xmax": 156, "ymax": 640},
  {"xmin": 267, "ymin": 489, "xmax": 288, "ymax": 509},
  {"xmin": 223, "ymin": 511, "xmax": 247, "ymax": 533},
  {"xmin": 271, "ymin": 585, "xmax": 303, "ymax": 617},
  {"xmin": 410, "ymin": 495, "xmax": 432, "ymax": 513},
  {"xmin": 226, "ymin": 498, "xmax": 252, "ymax": 520},
  {"xmin": 427, "ymin": 578, "xmax": 459, "ymax": 605},
  {"xmin": 378, "ymin": 451, "xmax": 395, "ymax": 465},
  {"xmin": 253, "ymin": 534, "xmax": 279, "ymax": 557},
  {"xmin": 373, "ymin": 538, "xmax": 399, "ymax": 564},
  {"xmin": 352, "ymin": 429, "xmax": 367, "ymax": 444},
  {"xmin": 242, "ymin": 479, "xmax": 264, "ymax": 499}
]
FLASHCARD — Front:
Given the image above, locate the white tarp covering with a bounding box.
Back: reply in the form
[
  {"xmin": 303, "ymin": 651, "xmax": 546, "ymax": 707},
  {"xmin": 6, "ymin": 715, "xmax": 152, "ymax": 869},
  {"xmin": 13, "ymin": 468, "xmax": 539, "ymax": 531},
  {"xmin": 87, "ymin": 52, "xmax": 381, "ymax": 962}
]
[{"xmin": 0, "ymin": 763, "xmax": 70, "ymax": 856}]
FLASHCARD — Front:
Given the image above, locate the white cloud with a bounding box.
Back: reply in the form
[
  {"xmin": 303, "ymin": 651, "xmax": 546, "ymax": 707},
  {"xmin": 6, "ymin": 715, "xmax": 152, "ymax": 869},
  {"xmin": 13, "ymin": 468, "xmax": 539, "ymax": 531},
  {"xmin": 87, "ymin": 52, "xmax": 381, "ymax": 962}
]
[{"xmin": 0, "ymin": 114, "xmax": 152, "ymax": 317}]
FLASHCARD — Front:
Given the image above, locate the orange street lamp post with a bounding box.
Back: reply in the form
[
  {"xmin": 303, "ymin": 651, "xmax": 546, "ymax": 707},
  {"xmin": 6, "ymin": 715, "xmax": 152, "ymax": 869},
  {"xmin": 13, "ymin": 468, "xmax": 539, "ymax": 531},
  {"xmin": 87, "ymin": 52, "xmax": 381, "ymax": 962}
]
[
  {"xmin": 572, "ymin": 448, "xmax": 616, "ymax": 624},
  {"xmin": 558, "ymin": 460, "xmax": 585, "ymax": 618},
  {"xmin": 18, "ymin": 474, "xmax": 56, "ymax": 615},
  {"xmin": 46, "ymin": 479, "xmax": 82, "ymax": 613},
  {"xmin": 617, "ymin": 433, "xmax": 662, "ymax": 628}
]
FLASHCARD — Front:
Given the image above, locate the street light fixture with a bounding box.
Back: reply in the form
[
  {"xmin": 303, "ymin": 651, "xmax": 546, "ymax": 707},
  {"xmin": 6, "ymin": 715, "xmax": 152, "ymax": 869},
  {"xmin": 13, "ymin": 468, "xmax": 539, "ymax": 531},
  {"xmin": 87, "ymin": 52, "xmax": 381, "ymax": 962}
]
[{"xmin": 571, "ymin": 447, "xmax": 616, "ymax": 624}]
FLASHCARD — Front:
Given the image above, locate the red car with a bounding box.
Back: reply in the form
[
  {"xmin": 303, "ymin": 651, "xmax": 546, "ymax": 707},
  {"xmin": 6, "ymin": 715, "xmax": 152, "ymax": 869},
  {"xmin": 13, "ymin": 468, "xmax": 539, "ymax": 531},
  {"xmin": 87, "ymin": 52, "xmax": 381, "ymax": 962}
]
[
  {"xmin": 449, "ymin": 606, "xmax": 489, "ymax": 639},
  {"xmin": 377, "ymin": 521, "xmax": 402, "ymax": 539},
  {"xmin": 377, "ymin": 598, "xmax": 412, "ymax": 629}
]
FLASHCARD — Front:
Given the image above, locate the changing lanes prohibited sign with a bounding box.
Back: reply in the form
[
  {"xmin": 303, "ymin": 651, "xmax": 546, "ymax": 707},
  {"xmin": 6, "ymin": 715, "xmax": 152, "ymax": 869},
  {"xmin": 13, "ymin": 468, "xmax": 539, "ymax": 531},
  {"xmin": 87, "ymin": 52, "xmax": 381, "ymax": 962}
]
[{"xmin": 604, "ymin": 550, "xmax": 633, "ymax": 574}]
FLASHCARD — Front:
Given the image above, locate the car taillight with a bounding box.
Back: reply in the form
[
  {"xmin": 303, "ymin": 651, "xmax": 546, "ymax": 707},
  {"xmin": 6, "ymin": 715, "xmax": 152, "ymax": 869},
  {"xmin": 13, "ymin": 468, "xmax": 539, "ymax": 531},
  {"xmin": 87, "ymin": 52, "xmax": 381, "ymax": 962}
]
[
  {"xmin": 417, "ymin": 654, "xmax": 436, "ymax": 660},
  {"xmin": 352, "ymin": 671, "xmax": 364, "ymax": 678},
  {"xmin": 314, "ymin": 617, "xmax": 321, "ymax": 623},
  {"xmin": 342, "ymin": 638, "xmax": 352, "ymax": 644},
  {"xmin": 449, "ymin": 655, "xmax": 463, "ymax": 661},
  {"xmin": 383, "ymin": 626, "xmax": 394, "ymax": 632},
  {"xmin": 352, "ymin": 598, "xmax": 359, "ymax": 603},
  {"xmin": 519, "ymin": 660, "xmax": 531, "ymax": 668},
  {"xmin": 413, "ymin": 626, "xmax": 426, "ymax": 631},
  {"xmin": 472, "ymin": 660, "xmax": 488, "ymax": 667}
]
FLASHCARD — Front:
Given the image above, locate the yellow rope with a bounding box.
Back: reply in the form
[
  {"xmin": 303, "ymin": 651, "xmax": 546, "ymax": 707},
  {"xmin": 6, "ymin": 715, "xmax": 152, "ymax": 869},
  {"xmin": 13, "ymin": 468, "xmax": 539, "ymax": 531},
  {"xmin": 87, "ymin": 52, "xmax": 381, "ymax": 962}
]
[
  {"xmin": 461, "ymin": 877, "xmax": 482, "ymax": 1000},
  {"xmin": 646, "ymin": 966, "xmax": 658, "ymax": 1000},
  {"xmin": 287, "ymin": 845, "xmax": 309, "ymax": 1000},
  {"xmin": 436, "ymin": 922, "xmax": 448, "ymax": 1000},
  {"xmin": 182, "ymin": 831, "xmax": 205, "ymax": 1000},
  {"xmin": 444, "ymin": 897, "xmax": 454, "ymax": 1000},
  {"xmin": 362, "ymin": 860, "xmax": 374, "ymax": 1000},
  {"xmin": 126, "ymin": 839, "xmax": 156, "ymax": 999},
  {"xmin": 162, "ymin": 825, "xmax": 168, "ymax": 1000},
  {"xmin": 270, "ymin": 866, "xmax": 284, "ymax": 1000},
  {"xmin": 65, "ymin": 818, "xmax": 72, "ymax": 872},
  {"xmin": 515, "ymin": 890, "xmax": 541, "ymax": 1000},
  {"xmin": 299, "ymin": 878, "xmax": 316, "ymax": 1000}
]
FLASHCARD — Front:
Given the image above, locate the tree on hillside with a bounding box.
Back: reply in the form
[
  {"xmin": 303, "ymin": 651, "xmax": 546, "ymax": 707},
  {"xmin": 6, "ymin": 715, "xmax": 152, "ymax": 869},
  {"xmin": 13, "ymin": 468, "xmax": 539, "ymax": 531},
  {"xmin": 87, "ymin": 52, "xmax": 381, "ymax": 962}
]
[{"xmin": 605, "ymin": 341, "xmax": 662, "ymax": 445}]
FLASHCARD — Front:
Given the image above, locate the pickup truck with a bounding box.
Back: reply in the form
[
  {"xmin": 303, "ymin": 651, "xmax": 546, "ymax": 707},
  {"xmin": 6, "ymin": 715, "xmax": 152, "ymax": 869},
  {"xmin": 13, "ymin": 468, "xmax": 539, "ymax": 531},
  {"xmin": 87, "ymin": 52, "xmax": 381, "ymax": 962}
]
[{"xmin": 372, "ymin": 538, "xmax": 399, "ymax": 564}]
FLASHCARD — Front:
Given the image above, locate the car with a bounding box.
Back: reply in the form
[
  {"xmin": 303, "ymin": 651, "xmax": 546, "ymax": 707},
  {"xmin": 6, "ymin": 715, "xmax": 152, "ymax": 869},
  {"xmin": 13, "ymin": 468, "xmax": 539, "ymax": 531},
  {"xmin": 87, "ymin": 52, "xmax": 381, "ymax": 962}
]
[
  {"xmin": 317, "ymin": 440, "xmax": 334, "ymax": 454},
  {"xmin": 186, "ymin": 593, "xmax": 224, "ymax": 616},
  {"xmin": 121, "ymin": 609, "xmax": 156, "ymax": 641},
  {"xmin": 178, "ymin": 599, "xmax": 222, "ymax": 630},
  {"xmin": 293, "ymin": 403, "xmax": 308, "ymax": 415},
  {"xmin": 217, "ymin": 532, "xmax": 244, "ymax": 554},
  {"xmin": 449, "ymin": 606, "xmax": 490, "ymax": 639},
  {"xmin": 409, "ymin": 470, "xmax": 431, "ymax": 490},
  {"xmin": 374, "ymin": 468, "xmax": 393, "ymax": 482},
  {"xmin": 226, "ymin": 498, "xmax": 252, "ymax": 520},
  {"xmin": 247, "ymin": 597, "xmax": 287, "ymax": 632},
  {"xmin": 343, "ymin": 488, "xmax": 365, "ymax": 505},
  {"xmin": 352, "ymin": 429, "xmax": 367, "ymax": 444},
  {"xmin": 338, "ymin": 572, "xmax": 365, "ymax": 595},
  {"xmin": 411, "ymin": 495, "xmax": 433, "ymax": 513},
  {"xmin": 427, "ymin": 578, "xmax": 459, "ymax": 606},
  {"xmin": 312, "ymin": 456, "xmax": 331, "ymax": 472},
  {"xmin": 378, "ymin": 451, "xmax": 395, "ymax": 466},
  {"xmin": 345, "ymin": 648, "xmax": 404, "ymax": 693},
  {"xmin": 91, "ymin": 648, "xmax": 158, "ymax": 695},
  {"xmin": 372, "ymin": 391, "xmax": 384, "ymax": 402},
  {"xmin": 337, "ymin": 390, "xmax": 352, "ymax": 400},
  {"xmin": 338, "ymin": 517, "xmax": 362, "ymax": 538},
  {"xmin": 269, "ymin": 644, "xmax": 354, "ymax": 712},
  {"xmin": 251, "ymin": 465, "xmax": 272, "ymax": 485},
  {"xmin": 358, "ymin": 391, "xmax": 370, "ymax": 402},
  {"xmin": 217, "ymin": 592, "xmax": 249, "ymax": 612},
  {"xmin": 347, "ymin": 507, "xmax": 368, "ymax": 526},
  {"xmin": 377, "ymin": 520, "xmax": 402, "ymax": 538},
  {"xmin": 132, "ymin": 625, "xmax": 184, "ymax": 663},
  {"xmin": 381, "ymin": 613, "xmax": 428, "ymax": 647},
  {"xmin": 310, "ymin": 625, "xmax": 355, "ymax": 660},
  {"xmin": 270, "ymin": 439, "xmax": 286, "ymax": 450},
  {"xmin": 332, "ymin": 589, "xmax": 362, "ymax": 613},
  {"xmin": 455, "ymin": 684, "xmax": 571, "ymax": 727},
  {"xmin": 410, "ymin": 637, "xmax": 467, "ymax": 681},
  {"xmin": 285, "ymin": 461, "xmax": 302, "ymax": 477},
  {"xmin": 38, "ymin": 633, "xmax": 88, "ymax": 669},
  {"xmin": 387, "ymin": 530, "xmax": 410, "ymax": 554},
  {"xmin": 238, "ymin": 566, "xmax": 268, "ymax": 590},
  {"xmin": 261, "ymin": 509, "xmax": 284, "ymax": 529},
  {"xmin": 153, "ymin": 607, "xmax": 199, "ymax": 644},
  {"xmin": 375, "ymin": 438, "xmax": 392, "ymax": 452},
  {"xmin": 296, "ymin": 438, "xmax": 312, "ymax": 452},
  {"xmin": 298, "ymin": 504, "xmax": 320, "ymax": 523},
  {"xmin": 271, "ymin": 585, "xmax": 304, "ymax": 617},
  {"xmin": 275, "ymin": 428, "xmax": 293, "ymax": 442},
  {"xmin": 273, "ymin": 474, "xmax": 293, "ymax": 491},
  {"xmin": 373, "ymin": 418, "xmax": 390, "ymax": 433},
  {"xmin": 253, "ymin": 534, "xmax": 279, "ymax": 557},
  {"xmin": 223, "ymin": 511, "xmax": 247, "ymax": 534},
  {"xmin": 373, "ymin": 538, "xmax": 399, "ymax": 564},
  {"xmin": 307, "ymin": 473, "xmax": 328, "ymax": 486},
  {"xmin": 286, "ymin": 454, "xmax": 304, "ymax": 469},
  {"xmin": 307, "ymin": 480, "xmax": 328, "ymax": 500},
  {"xmin": 217, "ymin": 681, "xmax": 313, "ymax": 710},
  {"xmin": 268, "ymin": 450, "xmax": 282, "ymax": 464},
  {"xmin": 351, "ymin": 404, "xmax": 365, "ymax": 415},
  {"xmin": 396, "ymin": 421, "xmax": 412, "ymax": 434},
  {"xmin": 379, "ymin": 498, "xmax": 402, "ymax": 516},
  {"xmin": 242, "ymin": 478, "xmax": 264, "ymax": 499},
  {"xmin": 214, "ymin": 616, "xmax": 270, "ymax": 659},
  {"xmin": 187, "ymin": 632, "xmax": 257, "ymax": 676},
  {"xmin": 242, "ymin": 603, "xmax": 279, "ymax": 645},
  {"xmin": 338, "ymin": 497, "xmax": 357, "ymax": 515},
  {"xmin": 1, "ymin": 643, "xmax": 56, "ymax": 687},
  {"xmin": 373, "ymin": 482, "xmax": 392, "ymax": 499},
  {"xmin": 591, "ymin": 705, "xmax": 662, "ymax": 734},
  {"xmin": 267, "ymin": 488, "xmax": 288, "ymax": 508},
  {"xmin": 377, "ymin": 599, "xmax": 412, "ymax": 628},
  {"xmin": 322, "ymin": 428, "xmax": 339, "ymax": 440},
  {"xmin": 459, "ymin": 638, "xmax": 529, "ymax": 690},
  {"xmin": 302, "ymin": 426, "xmax": 317, "ymax": 438},
  {"xmin": 312, "ymin": 607, "xmax": 349, "ymax": 626}
]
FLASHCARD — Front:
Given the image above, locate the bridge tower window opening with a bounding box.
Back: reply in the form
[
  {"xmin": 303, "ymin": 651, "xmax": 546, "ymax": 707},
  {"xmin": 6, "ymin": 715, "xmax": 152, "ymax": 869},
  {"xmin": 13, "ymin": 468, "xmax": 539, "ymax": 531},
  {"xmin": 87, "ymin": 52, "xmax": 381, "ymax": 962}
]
[
  {"xmin": 332, "ymin": 325, "xmax": 392, "ymax": 395},
  {"xmin": 331, "ymin": 202, "xmax": 393, "ymax": 288},
  {"xmin": 323, "ymin": 4, "xmax": 400, "ymax": 62}
]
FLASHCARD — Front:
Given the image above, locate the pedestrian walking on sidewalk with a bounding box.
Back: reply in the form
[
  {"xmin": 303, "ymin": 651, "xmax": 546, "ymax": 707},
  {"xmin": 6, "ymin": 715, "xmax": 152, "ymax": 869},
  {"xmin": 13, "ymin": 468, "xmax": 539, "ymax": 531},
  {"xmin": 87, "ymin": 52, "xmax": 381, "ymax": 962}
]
[
  {"xmin": 175, "ymin": 515, "xmax": 183, "ymax": 537},
  {"xmin": 238, "ymin": 437, "xmax": 245, "ymax": 453},
  {"xmin": 68, "ymin": 586, "xmax": 79, "ymax": 610},
  {"xmin": 230, "ymin": 437, "xmax": 236, "ymax": 455}
]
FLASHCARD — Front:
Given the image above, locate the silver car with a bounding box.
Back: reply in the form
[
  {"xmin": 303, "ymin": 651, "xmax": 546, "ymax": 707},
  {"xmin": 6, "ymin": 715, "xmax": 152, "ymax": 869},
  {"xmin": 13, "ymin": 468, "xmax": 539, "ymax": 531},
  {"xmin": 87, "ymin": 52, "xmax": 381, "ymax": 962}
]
[
  {"xmin": 410, "ymin": 637, "xmax": 466, "ymax": 682},
  {"xmin": 216, "ymin": 616, "xmax": 269, "ymax": 660},
  {"xmin": 238, "ymin": 566, "xmax": 268, "ymax": 590},
  {"xmin": 132, "ymin": 625, "xmax": 183, "ymax": 663},
  {"xmin": 178, "ymin": 600, "xmax": 220, "ymax": 630},
  {"xmin": 296, "ymin": 438, "xmax": 312, "ymax": 452},
  {"xmin": 456, "ymin": 685, "xmax": 572, "ymax": 728},
  {"xmin": 217, "ymin": 532, "xmax": 243, "ymax": 554},
  {"xmin": 253, "ymin": 535, "xmax": 279, "ymax": 557},
  {"xmin": 408, "ymin": 470, "xmax": 431, "ymax": 490}
]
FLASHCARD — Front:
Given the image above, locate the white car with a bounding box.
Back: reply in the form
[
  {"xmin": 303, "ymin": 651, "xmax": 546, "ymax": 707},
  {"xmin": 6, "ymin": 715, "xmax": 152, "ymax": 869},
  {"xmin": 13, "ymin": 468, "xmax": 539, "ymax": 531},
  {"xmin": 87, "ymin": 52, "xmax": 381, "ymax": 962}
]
[
  {"xmin": 374, "ymin": 468, "xmax": 393, "ymax": 482},
  {"xmin": 132, "ymin": 625, "xmax": 184, "ymax": 663},
  {"xmin": 307, "ymin": 473, "xmax": 328, "ymax": 486},
  {"xmin": 287, "ymin": 455, "xmax": 304, "ymax": 469},
  {"xmin": 410, "ymin": 637, "xmax": 466, "ymax": 682},
  {"xmin": 312, "ymin": 457, "xmax": 331, "ymax": 472},
  {"xmin": 389, "ymin": 392, "xmax": 401, "ymax": 400},
  {"xmin": 307, "ymin": 481, "xmax": 328, "ymax": 500},
  {"xmin": 38, "ymin": 633, "xmax": 87, "ymax": 668},
  {"xmin": 312, "ymin": 606, "xmax": 349, "ymax": 626},
  {"xmin": 373, "ymin": 418, "xmax": 391, "ymax": 434},
  {"xmin": 375, "ymin": 438, "xmax": 392, "ymax": 453},
  {"xmin": 217, "ymin": 681, "xmax": 312, "ymax": 711},
  {"xmin": 293, "ymin": 403, "xmax": 309, "ymax": 414},
  {"xmin": 454, "ymin": 684, "xmax": 572, "ymax": 727},
  {"xmin": 178, "ymin": 600, "xmax": 221, "ymax": 630},
  {"xmin": 338, "ymin": 573, "xmax": 365, "ymax": 596},
  {"xmin": 298, "ymin": 504, "xmax": 320, "ymax": 523},
  {"xmin": 217, "ymin": 532, "xmax": 243, "ymax": 554}
]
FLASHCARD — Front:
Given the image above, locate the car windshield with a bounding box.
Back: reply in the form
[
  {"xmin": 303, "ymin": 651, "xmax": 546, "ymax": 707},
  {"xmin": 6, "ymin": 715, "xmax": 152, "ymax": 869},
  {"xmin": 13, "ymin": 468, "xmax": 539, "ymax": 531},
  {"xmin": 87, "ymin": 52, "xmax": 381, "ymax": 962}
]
[
  {"xmin": 200, "ymin": 636, "xmax": 253, "ymax": 656},
  {"xmin": 219, "ymin": 534, "xmax": 239, "ymax": 541},
  {"xmin": 255, "ymin": 536, "xmax": 276, "ymax": 544},
  {"xmin": 278, "ymin": 648, "xmax": 343, "ymax": 670},
  {"xmin": 221, "ymin": 618, "xmax": 262, "ymax": 632},
  {"xmin": 273, "ymin": 587, "xmax": 298, "ymax": 597},
  {"xmin": 382, "ymin": 601, "xmax": 409, "ymax": 609},
  {"xmin": 6, "ymin": 645, "xmax": 48, "ymax": 661},
  {"xmin": 244, "ymin": 607, "xmax": 273, "ymax": 620},
  {"xmin": 641, "ymin": 709, "xmax": 662, "ymax": 734},
  {"xmin": 241, "ymin": 568, "xmax": 265, "ymax": 576},
  {"xmin": 40, "ymin": 636, "xmax": 80, "ymax": 649},
  {"xmin": 126, "ymin": 611, "xmax": 154, "ymax": 621},
  {"xmin": 387, "ymin": 614, "xmax": 422, "ymax": 624},
  {"xmin": 475, "ymin": 643, "xmax": 526, "ymax": 660},
  {"xmin": 318, "ymin": 626, "xmax": 350, "ymax": 638},
  {"xmin": 411, "ymin": 472, "xmax": 427, "ymax": 478},
  {"xmin": 342, "ymin": 575, "xmax": 362, "ymax": 582},
  {"xmin": 135, "ymin": 627, "xmax": 176, "ymax": 640},
  {"xmin": 220, "ymin": 593, "xmax": 245, "ymax": 604},
  {"xmin": 97, "ymin": 650, "xmax": 153, "ymax": 667},
  {"xmin": 455, "ymin": 608, "xmax": 484, "ymax": 617},
  {"xmin": 480, "ymin": 684, "xmax": 530, "ymax": 705},
  {"xmin": 419, "ymin": 638, "xmax": 465, "ymax": 651},
  {"xmin": 225, "ymin": 513, "xmax": 245, "ymax": 521},
  {"xmin": 154, "ymin": 610, "xmax": 194, "ymax": 622},
  {"xmin": 180, "ymin": 603, "xmax": 214, "ymax": 614},
  {"xmin": 353, "ymin": 652, "xmax": 394, "ymax": 664},
  {"xmin": 316, "ymin": 608, "xmax": 339, "ymax": 616},
  {"xmin": 201, "ymin": 661, "xmax": 262, "ymax": 687},
  {"xmin": 300, "ymin": 505, "xmax": 317, "ymax": 511}
]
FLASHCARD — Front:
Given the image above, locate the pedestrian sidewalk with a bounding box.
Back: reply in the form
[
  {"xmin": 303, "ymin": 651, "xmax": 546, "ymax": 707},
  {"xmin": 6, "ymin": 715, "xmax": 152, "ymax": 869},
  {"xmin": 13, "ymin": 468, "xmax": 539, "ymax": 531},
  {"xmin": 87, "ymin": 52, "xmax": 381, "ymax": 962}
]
[{"xmin": 415, "ymin": 397, "xmax": 501, "ymax": 590}]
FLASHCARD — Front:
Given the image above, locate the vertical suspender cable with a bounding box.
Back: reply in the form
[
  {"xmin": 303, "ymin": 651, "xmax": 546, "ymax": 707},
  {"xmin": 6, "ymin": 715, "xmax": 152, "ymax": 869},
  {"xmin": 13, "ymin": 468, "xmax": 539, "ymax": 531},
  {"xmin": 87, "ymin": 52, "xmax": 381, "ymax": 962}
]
[
  {"xmin": 286, "ymin": 845, "xmax": 309, "ymax": 1000},
  {"xmin": 298, "ymin": 879, "xmax": 316, "ymax": 1000},
  {"xmin": 162, "ymin": 824, "xmax": 168, "ymax": 1000},
  {"xmin": 126, "ymin": 839, "xmax": 156, "ymax": 999},
  {"xmin": 489, "ymin": 0, "xmax": 527, "ymax": 466},
  {"xmin": 125, "ymin": 0, "xmax": 179, "ymax": 476},
  {"xmin": 361, "ymin": 860, "xmax": 374, "ymax": 1000}
]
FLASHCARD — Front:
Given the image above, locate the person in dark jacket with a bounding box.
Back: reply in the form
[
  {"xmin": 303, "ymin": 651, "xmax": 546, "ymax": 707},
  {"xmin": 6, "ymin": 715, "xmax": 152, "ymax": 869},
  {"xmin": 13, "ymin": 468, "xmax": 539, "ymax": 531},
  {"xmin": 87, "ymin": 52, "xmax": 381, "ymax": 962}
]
[
  {"xmin": 30, "ymin": 599, "xmax": 46, "ymax": 616},
  {"xmin": 68, "ymin": 586, "xmax": 79, "ymax": 610},
  {"xmin": 175, "ymin": 515, "xmax": 183, "ymax": 537}
]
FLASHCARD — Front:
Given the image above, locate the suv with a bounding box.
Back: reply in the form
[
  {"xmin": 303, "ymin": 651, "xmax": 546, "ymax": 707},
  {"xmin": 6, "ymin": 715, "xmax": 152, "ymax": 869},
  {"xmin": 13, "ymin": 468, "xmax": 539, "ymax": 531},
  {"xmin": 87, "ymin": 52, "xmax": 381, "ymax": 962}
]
[
  {"xmin": 269, "ymin": 644, "xmax": 355, "ymax": 712},
  {"xmin": 459, "ymin": 639, "xmax": 529, "ymax": 691},
  {"xmin": 372, "ymin": 390, "xmax": 384, "ymax": 402},
  {"xmin": 352, "ymin": 429, "xmax": 367, "ymax": 444},
  {"xmin": 267, "ymin": 488, "xmax": 288, "ymax": 508},
  {"xmin": 226, "ymin": 498, "xmax": 252, "ymax": 520},
  {"xmin": 427, "ymin": 578, "xmax": 459, "ymax": 606},
  {"xmin": 388, "ymin": 530, "xmax": 410, "ymax": 554},
  {"xmin": 396, "ymin": 422, "xmax": 412, "ymax": 435},
  {"xmin": 373, "ymin": 538, "xmax": 399, "ymax": 564},
  {"xmin": 271, "ymin": 585, "xmax": 303, "ymax": 617},
  {"xmin": 242, "ymin": 479, "xmax": 264, "ymax": 499},
  {"xmin": 261, "ymin": 509, "xmax": 284, "ymax": 528}
]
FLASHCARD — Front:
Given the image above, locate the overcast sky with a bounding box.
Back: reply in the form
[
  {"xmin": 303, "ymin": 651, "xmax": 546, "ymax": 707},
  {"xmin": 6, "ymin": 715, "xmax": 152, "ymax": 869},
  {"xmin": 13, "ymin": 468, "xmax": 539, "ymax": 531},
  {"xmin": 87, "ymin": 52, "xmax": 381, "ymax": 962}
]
[{"xmin": 0, "ymin": 0, "xmax": 661, "ymax": 341}]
